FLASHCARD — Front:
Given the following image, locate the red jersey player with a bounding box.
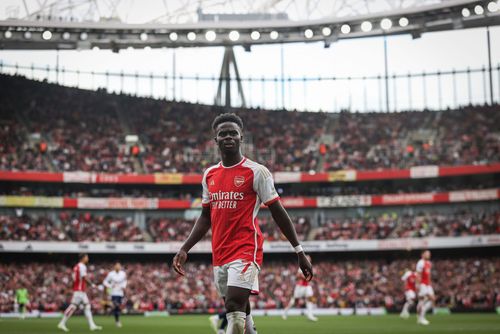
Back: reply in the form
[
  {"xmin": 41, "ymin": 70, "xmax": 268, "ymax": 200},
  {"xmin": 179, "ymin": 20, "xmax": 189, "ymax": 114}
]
[
  {"xmin": 173, "ymin": 113, "xmax": 313, "ymax": 334},
  {"xmin": 416, "ymin": 250, "xmax": 435, "ymax": 325},
  {"xmin": 58, "ymin": 254, "xmax": 102, "ymax": 332},
  {"xmin": 282, "ymin": 255, "xmax": 317, "ymax": 321},
  {"xmin": 399, "ymin": 269, "xmax": 416, "ymax": 319}
]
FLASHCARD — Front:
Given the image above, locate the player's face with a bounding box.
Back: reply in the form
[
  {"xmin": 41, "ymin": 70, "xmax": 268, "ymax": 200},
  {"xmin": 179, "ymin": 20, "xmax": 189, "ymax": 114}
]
[
  {"xmin": 423, "ymin": 250, "xmax": 430, "ymax": 260},
  {"xmin": 114, "ymin": 263, "xmax": 121, "ymax": 271},
  {"xmin": 214, "ymin": 122, "xmax": 242, "ymax": 155},
  {"xmin": 82, "ymin": 255, "xmax": 89, "ymax": 264}
]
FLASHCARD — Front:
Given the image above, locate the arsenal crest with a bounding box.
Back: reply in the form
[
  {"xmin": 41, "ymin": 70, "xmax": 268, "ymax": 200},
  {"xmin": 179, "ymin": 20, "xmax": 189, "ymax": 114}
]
[{"xmin": 234, "ymin": 176, "xmax": 245, "ymax": 187}]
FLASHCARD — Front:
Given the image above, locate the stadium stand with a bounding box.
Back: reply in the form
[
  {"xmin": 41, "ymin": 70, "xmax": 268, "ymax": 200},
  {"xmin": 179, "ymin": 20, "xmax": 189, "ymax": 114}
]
[
  {"xmin": 1, "ymin": 210, "xmax": 498, "ymax": 242},
  {"xmin": 1, "ymin": 74, "xmax": 499, "ymax": 174},
  {"xmin": 1, "ymin": 257, "xmax": 499, "ymax": 313}
]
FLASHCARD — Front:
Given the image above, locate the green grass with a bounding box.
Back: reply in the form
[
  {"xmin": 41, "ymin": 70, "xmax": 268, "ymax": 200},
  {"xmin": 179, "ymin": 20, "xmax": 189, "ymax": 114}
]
[{"xmin": 1, "ymin": 314, "xmax": 499, "ymax": 334}]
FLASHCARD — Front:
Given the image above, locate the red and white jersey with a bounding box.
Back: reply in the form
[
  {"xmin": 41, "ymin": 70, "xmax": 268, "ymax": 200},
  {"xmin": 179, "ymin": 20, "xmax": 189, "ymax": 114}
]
[
  {"xmin": 401, "ymin": 270, "xmax": 416, "ymax": 291},
  {"xmin": 296, "ymin": 269, "xmax": 309, "ymax": 287},
  {"xmin": 72, "ymin": 262, "xmax": 87, "ymax": 292},
  {"xmin": 416, "ymin": 259, "xmax": 432, "ymax": 286},
  {"xmin": 202, "ymin": 157, "xmax": 280, "ymax": 267}
]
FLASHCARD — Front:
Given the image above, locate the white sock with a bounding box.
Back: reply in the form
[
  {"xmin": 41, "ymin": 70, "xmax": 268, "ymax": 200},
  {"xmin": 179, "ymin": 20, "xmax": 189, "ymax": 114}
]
[
  {"xmin": 84, "ymin": 304, "xmax": 97, "ymax": 328},
  {"xmin": 284, "ymin": 298, "xmax": 295, "ymax": 316},
  {"xmin": 226, "ymin": 311, "xmax": 246, "ymax": 334},
  {"xmin": 401, "ymin": 301, "xmax": 412, "ymax": 314},
  {"xmin": 424, "ymin": 300, "xmax": 433, "ymax": 314},
  {"xmin": 306, "ymin": 301, "xmax": 314, "ymax": 317},
  {"xmin": 245, "ymin": 314, "xmax": 257, "ymax": 334},
  {"xmin": 419, "ymin": 300, "xmax": 428, "ymax": 319},
  {"xmin": 60, "ymin": 304, "xmax": 76, "ymax": 325}
]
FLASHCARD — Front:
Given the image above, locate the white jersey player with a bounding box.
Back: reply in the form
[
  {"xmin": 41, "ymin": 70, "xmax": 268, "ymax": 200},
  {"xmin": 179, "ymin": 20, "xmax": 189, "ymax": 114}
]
[
  {"xmin": 103, "ymin": 262, "xmax": 127, "ymax": 327},
  {"xmin": 282, "ymin": 255, "xmax": 317, "ymax": 321},
  {"xmin": 58, "ymin": 254, "xmax": 102, "ymax": 332}
]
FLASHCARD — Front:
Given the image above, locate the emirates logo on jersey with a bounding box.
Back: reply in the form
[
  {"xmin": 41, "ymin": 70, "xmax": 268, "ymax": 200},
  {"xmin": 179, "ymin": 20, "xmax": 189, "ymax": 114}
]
[{"xmin": 234, "ymin": 176, "xmax": 245, "ymax": 187}]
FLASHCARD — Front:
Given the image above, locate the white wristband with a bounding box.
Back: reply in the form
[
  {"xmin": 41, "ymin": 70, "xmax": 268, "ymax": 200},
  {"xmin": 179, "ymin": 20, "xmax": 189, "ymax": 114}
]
[{"xmin": 294, "ymin": 245, "xmax": 304, "ymax": 253}]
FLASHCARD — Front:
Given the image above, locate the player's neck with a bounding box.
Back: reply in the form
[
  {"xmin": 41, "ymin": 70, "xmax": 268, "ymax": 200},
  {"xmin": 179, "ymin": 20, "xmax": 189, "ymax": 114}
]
[{"xmin": 221, "ymin": 152, "xmax": 243, "ymax": 167}]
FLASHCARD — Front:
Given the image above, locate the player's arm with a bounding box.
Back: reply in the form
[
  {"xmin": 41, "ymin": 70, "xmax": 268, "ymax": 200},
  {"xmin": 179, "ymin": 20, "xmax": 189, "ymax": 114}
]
[
  {"xmin": 103, "ymin": 273, "xmax": 111, "ymax": 288},
  {"xmin": 121, "ymin": 276, "xmax": 127, "ymax": 290},
  {"xmin": 415, "ymin": 263, "xmax": 423, "ymax": 287},
  {"xmin": 172, "ymin": 206, "xmax": 211, "ymax": 276},
  {"xmin": 84, "ymin": 276, "xmax": 96, "ymax": 288},
  {"xmin": 268, "ymin": 201, "xmax": 313, "ymax": 281},
  {"xmin": 80, "ymin": 267, "xmax": 95, "ymax": 288}
]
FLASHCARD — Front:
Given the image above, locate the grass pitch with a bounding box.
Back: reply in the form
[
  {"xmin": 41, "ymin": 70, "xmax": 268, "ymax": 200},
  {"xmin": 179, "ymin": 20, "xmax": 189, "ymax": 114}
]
[{"xmin": 0, "ymin": 314, "xmax": 499, "ymax": 334}]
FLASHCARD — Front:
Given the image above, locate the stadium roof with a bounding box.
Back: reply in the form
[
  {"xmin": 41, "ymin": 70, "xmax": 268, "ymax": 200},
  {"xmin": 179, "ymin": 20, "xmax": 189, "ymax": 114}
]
[
  {"xmin": 0, "ymin": 0, "xmax": 466, "ymax": 24},
  {"xmin": 0, "ymin": 0, "xmax": 499, "ymax": 49}
]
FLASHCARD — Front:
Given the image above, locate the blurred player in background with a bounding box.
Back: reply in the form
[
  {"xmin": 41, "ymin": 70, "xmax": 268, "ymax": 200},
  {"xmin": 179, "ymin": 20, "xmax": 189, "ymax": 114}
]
[
  {"xmin": 57, "ymin": 254, "xmax": 102, "ymax": 332},
  {"xmin": 282, "ymin": 255, "xmax": 318, "ymax": 321},
  {"xmin": 15, "ymin": 286, "xmax": 29, "ymax": 319},
  {"xmin": 103, "ymin": 262, "xmax": 127, "ymax": 327},
  {"xmin": 173, "ymin": 113, "xmax": 313, "ymax": 334},
  {"xmin": 399, "ymin": 269, "xmax": 416, "ymax": 319},
  {"xmin": 416, "ymin": 250, "xmax": 435, "ymax": 325}
]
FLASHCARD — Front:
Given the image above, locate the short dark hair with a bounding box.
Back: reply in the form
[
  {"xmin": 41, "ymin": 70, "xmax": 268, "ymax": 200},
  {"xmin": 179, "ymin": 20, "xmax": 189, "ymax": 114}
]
[
  {"xmin": 79, "ymin": 253, "xmax": 88, "ymax": 260},
  {"xmin": 211, "ymin": 113, "xmax": 244, "ymax": 131}
]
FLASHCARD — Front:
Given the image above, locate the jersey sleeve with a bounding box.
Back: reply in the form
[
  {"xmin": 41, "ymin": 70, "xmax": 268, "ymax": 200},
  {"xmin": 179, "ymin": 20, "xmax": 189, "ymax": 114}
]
[
  {"xmin": 254, "ymin": 165, "xmax": 280, "ymax": 206},
  {"xmin": 103, "ymin": 273, "xmax": 111, "ymax": 287},
  {"xmin": 201, "ymin": 169, "xmax": 210, "ymax": 207},
  {"xmin": 79, "ymin": 264, "xmax": 87, "ymax": 278},
  {"xmin": 416, "ymin": 260, "xmax": 424, "ymax": 273}
]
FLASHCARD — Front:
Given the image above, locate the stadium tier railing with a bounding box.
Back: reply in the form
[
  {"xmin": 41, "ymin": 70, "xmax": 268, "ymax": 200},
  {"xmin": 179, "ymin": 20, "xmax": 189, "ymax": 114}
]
[
  {"xmin": 0, "ymin": 188, "xmax": 498, "ymax": 209},
  {"xmin": 1, "ymin": 235, "xmax": 499, "ymax": 254},
  {"xmin": 1, "ymin": 163, "xmax": 499, "ymax": 185}
]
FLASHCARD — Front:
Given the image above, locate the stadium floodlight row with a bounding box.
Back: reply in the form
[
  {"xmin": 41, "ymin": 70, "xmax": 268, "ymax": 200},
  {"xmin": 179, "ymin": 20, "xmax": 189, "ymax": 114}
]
[{"xmin": 0, "ymin": 0, "xmax": 499, "ymax": 50}]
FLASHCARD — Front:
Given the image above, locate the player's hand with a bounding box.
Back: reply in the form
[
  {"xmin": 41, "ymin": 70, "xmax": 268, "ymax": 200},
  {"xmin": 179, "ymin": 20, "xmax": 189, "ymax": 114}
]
[
  {"xmin": 172, "ymin": 250, "xmax": 188, "ymax": 276},
  {"xmin": 298, "ymin": 252, "xmax": 313, "ymax": 281}
]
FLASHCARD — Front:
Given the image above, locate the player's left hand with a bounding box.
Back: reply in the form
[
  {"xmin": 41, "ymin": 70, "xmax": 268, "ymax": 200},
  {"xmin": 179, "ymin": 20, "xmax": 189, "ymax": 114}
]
[{"xmin": 298, "ymin": 252, "xmax": 313, "ymax": 281}]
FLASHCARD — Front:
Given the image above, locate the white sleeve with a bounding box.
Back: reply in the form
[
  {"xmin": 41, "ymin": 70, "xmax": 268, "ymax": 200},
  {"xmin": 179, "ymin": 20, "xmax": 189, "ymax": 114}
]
[
  {"xmin": 80, "ymin": 264, "xmax": 87, "ymax": 278},
  {"xmin": 103, "ymin": 273, "xmax": 111, "ymax": 287},
  {"xmin": 201, "ymin": 170, "xmax": 210, "ymax": 207},
  {"xmin": 401, "ymin": 271, "xmax": 410, "ymax": 281},
  {"xmin": 254, "ymin": 165, "xmax": 279, "ymax": 206},
  {"xmin": 416, "ymin": 260, "xmax": 424, "ymax": 273}
]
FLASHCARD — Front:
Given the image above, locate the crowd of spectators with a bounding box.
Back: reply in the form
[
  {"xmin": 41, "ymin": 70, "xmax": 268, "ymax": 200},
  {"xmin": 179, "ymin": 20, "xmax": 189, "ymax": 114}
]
[
  {"xmin": 0, "ymin": 212, "xmax": 145, "ymax": 242},
  {"xmin": 313, "ymin": 211, "xmax": 500, "ymax": 240},
  {"xmin": 1, "ymin": 74, "xmax": 499, "ymax": 173},
  {"xmin": 1, "ymin": 210, "xmax": 498, "ymax": 242},
  {"xmin": 146, "ymin": 217, "xmax": 209, "ymax": 242},
  {"xmin": 1, "ymin": 257, "xmax": 498, "ymax": 313},
  {"xmin": 322, "ymin": 106, "xmax": 500, "ymax": 170}
]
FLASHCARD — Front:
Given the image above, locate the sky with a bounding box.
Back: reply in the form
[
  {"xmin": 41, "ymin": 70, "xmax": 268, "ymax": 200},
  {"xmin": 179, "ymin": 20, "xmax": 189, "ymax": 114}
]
[{"xmin": 1, "ymin": 1, "xmax": 499, "ymax": 112}]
